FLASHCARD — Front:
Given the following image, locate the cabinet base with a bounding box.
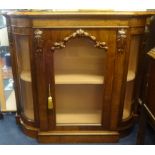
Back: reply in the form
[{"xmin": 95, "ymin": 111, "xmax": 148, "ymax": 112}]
[
  {"xmin": 16, "ymin": 116, "xmax": 38, "ymax": 138},
  {"xmin": 38, "ymin": 131, "xmax": 119, "ymax": 143},
  {"xmin": 17, "ymin": 116, "xmax": 119, "ymax": 143},
  {"xmin": 119, "ymin": 114, "xmax": 136, "ymax": 137},
  {"xmin": 16, "ymin": 115, "xmax": 137, "ymax": 143}
]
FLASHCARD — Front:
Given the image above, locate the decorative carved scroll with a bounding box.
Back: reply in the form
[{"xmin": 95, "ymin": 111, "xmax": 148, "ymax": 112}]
[
  {"xmin": 34, "ymin": 29, "xmax": 43, "ymax": 55},
  {"xmin": 51, "ymin": 29, "xmax": 108, "ymax": 51},
  {"xmin": 117, "ymin": 29, "xmax": 127, "ymax": 54}
]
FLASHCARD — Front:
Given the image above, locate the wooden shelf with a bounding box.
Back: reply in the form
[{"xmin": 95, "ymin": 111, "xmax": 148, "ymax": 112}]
[
  {"xmin": 127, "ymin": 70, "xmax": 135, "ymax": 81},
  {"xmin": 19, "ymin": 70, "xmax": 135, "ymax": 84},
  {"xmin": 122, "ymin": 108, "xmax": 130, "ymax": 120},
  {"xmin": 56, "ymin": 109, "xmax": 130, "ymax": 125},
  {"xmin": 56, "ymin": 111, "xmax": 102, "ymax": 126},
  {"xmin": 55, "ymin": 74, "xmax": 104, "ymax": 84},
  {"xmin": 20, "ymin": 71, "xmax": 31, "ymax": 82},
  {"xmin": 55, "ymin": 71, "xmax": 135, "ymax": 84}
]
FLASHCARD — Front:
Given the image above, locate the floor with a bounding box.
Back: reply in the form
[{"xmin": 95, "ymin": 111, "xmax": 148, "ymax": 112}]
[{"xmin": 0, "ymin": 113, "xmax": 154, "ymax": 145}]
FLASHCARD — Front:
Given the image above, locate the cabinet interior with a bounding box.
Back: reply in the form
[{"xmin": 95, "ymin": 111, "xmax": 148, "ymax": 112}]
[
  {"xmin": 54, "ymin": 38, "xmax": 105, "ymax": 126},
  {"xmin": 52, "ymin": 35, "xmax": 139, "ymax": 124},
  {"xmin": 14, "ymin": 34, "xmax": 140, "ymax": 122}
]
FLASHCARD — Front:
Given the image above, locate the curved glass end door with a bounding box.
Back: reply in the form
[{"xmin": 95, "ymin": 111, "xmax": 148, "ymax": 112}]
[
  {"xmin": 123, "ymin": 36, "xmax": 140, "ymax": 120},
  {"xmin": 15, "ymin": 36, "xmax": 34, "ymax": 120}
]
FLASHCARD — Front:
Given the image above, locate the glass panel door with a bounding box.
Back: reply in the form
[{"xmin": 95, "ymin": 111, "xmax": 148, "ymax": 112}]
[{"xmin": 54, "ymin": 37, "xmax": 106, "ymax": 126}]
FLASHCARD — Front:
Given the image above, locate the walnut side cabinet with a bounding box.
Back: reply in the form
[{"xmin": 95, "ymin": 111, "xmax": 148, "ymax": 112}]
[{"xmin": 5, "ymin": 11, "xmax": 155, "ymax": 143}]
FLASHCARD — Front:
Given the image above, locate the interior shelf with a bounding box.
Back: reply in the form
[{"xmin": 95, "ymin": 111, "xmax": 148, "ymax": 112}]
[
  {"xmin": 56, "ymin": 111, "xmax": 102, "ymax": 126},
  {"xmin": 55, "ymin": 74, "xmax": 104, "ymax": 84},
  {"xmin": 127, "ymin": 70, "xmax": 135, "ymax": 81},
  {"xmin": 20, "ymin": 71, "xmax": 31, "ymax": 82},
  {"xmin": 122, "ymin": 108, "xmax": 130, "ymax": 120},
  {"xmin": 19, "ymin": 70, "xmax": 135, "ymax": 84},
  {"xmin": 55, "ymin": 71, "xmax": 135, "ymax": 84}
]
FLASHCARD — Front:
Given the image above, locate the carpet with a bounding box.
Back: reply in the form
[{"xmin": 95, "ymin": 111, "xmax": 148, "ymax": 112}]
[{"xmin": 0, "ymin": 113, "xmax": 154, "ymax": 145}]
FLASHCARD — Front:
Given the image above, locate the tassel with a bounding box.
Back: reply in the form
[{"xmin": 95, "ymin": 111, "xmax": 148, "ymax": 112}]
[{"xmin": 48, "ymin": 84, "xmax": 53, "ymax": 110}]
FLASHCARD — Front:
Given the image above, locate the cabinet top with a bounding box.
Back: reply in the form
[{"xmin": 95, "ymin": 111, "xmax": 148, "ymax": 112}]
[{"xmin": 5, "ymin": 10, "xmax": 155, "ymax": 17}]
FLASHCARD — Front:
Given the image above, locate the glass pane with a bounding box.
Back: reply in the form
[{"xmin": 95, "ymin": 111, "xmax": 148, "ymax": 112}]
[
  {"xmin": 54, "ymin": 37, "xmax": 106, "ymax": 126},
  {"xmin": 123, "ymin": 36, "xmax": 140, "ymax": 119},
  {"xmin": 15, "ymin": 36, "xmax": 34, "ymax": 120}
]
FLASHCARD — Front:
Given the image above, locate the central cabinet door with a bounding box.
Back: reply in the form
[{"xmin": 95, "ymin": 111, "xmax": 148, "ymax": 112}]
[{"xmin": 46, "ymin": 29, "xmax": 116, "ymax": 128}]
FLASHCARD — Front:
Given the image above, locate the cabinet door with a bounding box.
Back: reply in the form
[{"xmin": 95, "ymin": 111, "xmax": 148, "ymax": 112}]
[
  {"xmin": 42, "ymin": 28, "xmax": 117, "ymax": 129},
  {"xmin": 14, "ymin": 35, "xmax": 34, "ymax": 120}
]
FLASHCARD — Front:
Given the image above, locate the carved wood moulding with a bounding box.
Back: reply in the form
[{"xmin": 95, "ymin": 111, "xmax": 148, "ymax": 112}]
[
  {"xmin": 117, "ymin": 29, "xmax": 127, "ymax": 54},
  {"xmin": 51, "ymin": 29, "xmax": 108, "ymax": 51},
  {"xmin": 34, "ymin": 29, "xmax": 44, "ymax": 55}
]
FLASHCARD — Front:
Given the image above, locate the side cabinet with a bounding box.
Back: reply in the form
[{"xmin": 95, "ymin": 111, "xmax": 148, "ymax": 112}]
[
  {"xmin": 145, "ymin": 48, "xmax": 155, "ymax": 128},
  {"xmin": 5, "ymin": 11, "xmax": 153, "ymax": 143}
]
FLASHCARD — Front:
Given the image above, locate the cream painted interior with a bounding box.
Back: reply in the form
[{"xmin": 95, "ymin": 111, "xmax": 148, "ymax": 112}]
[
  {"xmin": 54, "ymin": 38, "xmax": 106, "ymax": 76},
  {"xmin": 55, "ymin": 85, "xmax": 103, "ymax": 125},
  {"xmin": 16, "ymin": 34, "xmax": 140, "ymax": 122}
]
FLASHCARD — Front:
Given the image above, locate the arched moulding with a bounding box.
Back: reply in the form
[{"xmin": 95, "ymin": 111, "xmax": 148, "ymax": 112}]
[{"xmin": 51, "ymin": 29, "xmax": 108, "ymax": 51}]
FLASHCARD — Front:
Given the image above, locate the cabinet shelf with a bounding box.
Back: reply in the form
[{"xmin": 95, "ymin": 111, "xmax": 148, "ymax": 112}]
[
  {"xmin": 55, "ymin": 71, "xmax": 135, "ymax": 84},
  {"xmin": 20, "ymin": 71, "xmax": 31, "ymax": 82},
  {"xmin": 127, "ymin": 70, "xmax": 135, "ymax": 81},
  {"xmin": 122, "ymin": 108, "xmax": 130, "ymax": 120},
  {"xmin": 19, "ymin": 70, "xmax": 135, "ymax": 84},
  {"xmin": 55, "ymin": 74, "xmax": 104, "ymax": 84},
  {"xmin": 56, "ymin": 111, "xmax": 102, "ymax": 126}
]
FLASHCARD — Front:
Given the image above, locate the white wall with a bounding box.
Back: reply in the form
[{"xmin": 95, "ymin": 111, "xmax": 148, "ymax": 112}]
[
  {"xmin": 1, "ymin": 0, "xmax": 155, "ymax": 10},
  {"xmin": 0, "ymin": 27, "xmax": 9, "ymax": 46}
]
